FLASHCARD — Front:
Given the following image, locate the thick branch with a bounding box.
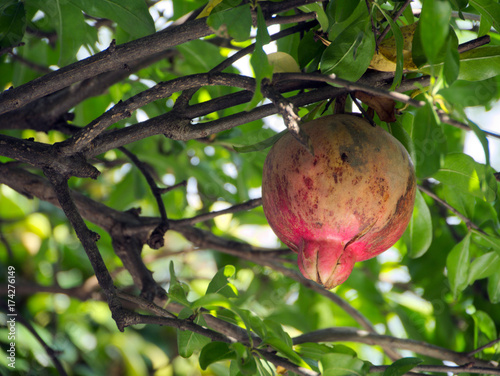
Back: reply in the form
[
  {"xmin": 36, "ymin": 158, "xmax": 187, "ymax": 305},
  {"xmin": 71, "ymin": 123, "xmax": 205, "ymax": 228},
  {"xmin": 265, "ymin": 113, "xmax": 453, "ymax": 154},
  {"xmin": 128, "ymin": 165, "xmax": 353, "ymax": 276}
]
[
  {"xmin": 0, "ymin": 134, "xmax": 99, "ymax": 179},
  {"xmin": 0, "ymin": 19, "xmax": 213, "ymax": 115},
  {"xmin": 0, "ymin": 50, "xmax": 176, "ymax": 132},
  {"xmin": 59, "ymin": 73, "xmax": 255, "ymax": 156}
]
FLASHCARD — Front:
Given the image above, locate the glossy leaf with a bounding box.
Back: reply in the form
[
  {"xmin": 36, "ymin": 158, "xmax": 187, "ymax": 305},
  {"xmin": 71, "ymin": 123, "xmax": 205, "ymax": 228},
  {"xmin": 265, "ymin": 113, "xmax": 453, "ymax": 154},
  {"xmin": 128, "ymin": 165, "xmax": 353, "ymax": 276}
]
[
  {"xmin": 469, "ymin": 252, "xmax": 500, "ymax": 284},
  {"xmin": 207, "ymin": 4, "xmax": 251, "ymax": 42},
  {"xmin": 206, "ymin": 265, "xmax": 238, "ymax": 297},
  {"xmin": 299, "ymin": 3, "xmax": 329, "ymax": 31},
  {"xmin": 320, "ymin": 18, "xmax": 375, "ymax": 81},
  {"xmin": 0, "ymin": 0, "xmax": 26, "ymax": 48},
  {"xmin": 199, "ymin": 342, "xmax": 236, "ymax": 370},
  {"xmin": 469, "ymin": 0, "xmax": 500, "ymax": 33},
  {"xmin": 320, "ymin": 353, "xmax": 368, "ymax": 376},
  {"xmin": 404, "ymin": 190, "xmax": 432, "ymax": 258},
  {"xmin": 383, "ymin": 357, "xmax": 423, "ymax": 376},
  {"xmin": 419, "ymin": 0, "xmax": 451, "ymax": 64},
  {"xmin": 69, "ymin": 0, "xmax": 155, "ymax": 38},
  {"xmin": 422, "ymin": 46, "xmax": 500, "ymax": 81},
  {"xmin": 446, "ymin": 232, "xmax": 471, "ymax": 298},
  {"xmin": 443, "ymin": 34, "xmax": 460, "ymax": 85},
  {"xmin": 433, "ymin": 153, "xmax": 486, "ymax": 200},
  {"xmin": 472, "ymin": 310, "xmax": 497, "ymax": 341},
  {"xmin": 488, "ymin": 272, "xmax": 500, "ymax": 303},
  {"xmin": 177, "ymin": 310, "xmax": 211, "ymax": 358},
  {"xmin": 412, "ymin": 103, "xmax": 445, "ymax": 178}
]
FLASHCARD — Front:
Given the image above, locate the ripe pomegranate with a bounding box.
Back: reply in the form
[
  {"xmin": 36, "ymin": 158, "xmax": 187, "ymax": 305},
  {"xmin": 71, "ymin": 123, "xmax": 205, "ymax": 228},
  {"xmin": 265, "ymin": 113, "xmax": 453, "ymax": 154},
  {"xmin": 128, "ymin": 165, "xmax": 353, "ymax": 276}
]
[{"xmin": 262, "ymin": 114, "xmax": 416, "ymax": 288}]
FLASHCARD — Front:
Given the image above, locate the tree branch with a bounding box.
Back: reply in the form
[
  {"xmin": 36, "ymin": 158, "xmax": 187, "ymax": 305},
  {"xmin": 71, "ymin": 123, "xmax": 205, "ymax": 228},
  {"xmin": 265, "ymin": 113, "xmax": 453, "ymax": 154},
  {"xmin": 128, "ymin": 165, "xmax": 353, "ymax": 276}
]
[
  {"xmin": 0, "ymin": 19, "xmax": 213, "ymax": 115},
  {"xmin": 42, "ymin": 168, "xmax": 126, "ymax": 330},
  {"xmin": 293, "ymin": 327, "xmax": 495, "ymax": 367},
  {"xmin": 370, "ymin": 364, "xmax": 500, "ymax": 376},
  {"xmin": 12, "ymin": 311, "xmax": 68, "ymax": 376}
]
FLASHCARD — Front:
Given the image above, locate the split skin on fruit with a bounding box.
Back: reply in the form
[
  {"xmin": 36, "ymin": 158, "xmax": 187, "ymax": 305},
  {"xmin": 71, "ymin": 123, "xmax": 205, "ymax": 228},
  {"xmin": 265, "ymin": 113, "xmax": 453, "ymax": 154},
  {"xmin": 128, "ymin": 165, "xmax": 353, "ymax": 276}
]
[{"xmin": 262, "ymin": 114, "xmax": 416, "ymax": 289}]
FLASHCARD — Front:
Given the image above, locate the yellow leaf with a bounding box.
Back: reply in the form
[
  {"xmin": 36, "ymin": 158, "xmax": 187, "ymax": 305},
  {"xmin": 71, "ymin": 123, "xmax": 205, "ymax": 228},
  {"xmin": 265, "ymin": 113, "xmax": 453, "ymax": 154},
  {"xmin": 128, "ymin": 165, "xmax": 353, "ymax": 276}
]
[
  {"xmin": 197, "ymin": 0, "xmax": 224, "ymax": 18},
  {"xmin": 267, "ymin": 52, "xmax": 301, "ymax": 73},
  {"xmin": 369, "ymin": 23, "xmax": 418, "ymax": 72}
]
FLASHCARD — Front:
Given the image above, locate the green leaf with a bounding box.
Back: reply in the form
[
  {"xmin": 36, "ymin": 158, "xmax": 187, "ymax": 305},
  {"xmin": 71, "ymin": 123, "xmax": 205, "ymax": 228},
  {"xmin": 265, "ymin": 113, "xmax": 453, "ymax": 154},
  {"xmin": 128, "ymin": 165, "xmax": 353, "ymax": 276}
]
[
  {"xmin": 443, "ymin": 34, "xmax": 460, "ymax": 85},
  {"xmin": 207, "ymin": 4, "xmax": 251, "ymax": 42},
  {"xmin": 404, "ymin": 190, "xmax": 432, "ymax": 258},
  {"xmin": 296, "ymin": 343, "xmax": 334, "ymax": 360},
  {"xmin": 234, "ymin": 130, "xmax": 286, "ymax": 153},
  {"xmin": 469, "ymin": 0, "xmax": 500, "ymax": 33},
  {"xmin": 199, "ymin": 342, "xmax": 236, "ymax": 370},
  {"xmin": 469, "ymin": 252, "xmax": 500, "ymax": 284},
  {"xmin": 433, "ymin": 153, "xmax": 484, "ymax": 199},
  {"xmin": 438, "ymin": 78, "xmax": 498, "ymax": 109},
  {"xmin": 177, "ymin": 311, "xmax": 211, "ymax": 358},
  {"xmin": 320, "ymin": 353, "xmax": 368, "ymax": 376},
  {"xmin": 383, "ymin": 357, "xmax": 423, "ymax": 376},
  {"xmin": 265, "ymin": 337, "xmax": 311, "ymax": 369},
  {"xmin": 446, "ymin": 232, "xmax": 471, "ymax": 298},
  {"xmin": 299, "ymin": 3, "xmax": 329, "ymax": 31},
  {"xmin": 457, "ymin": 46, "xmax": 500, "ymax": 81},
  {"xmin": 421, "ymin": 46, "xmax": 500, "ymax": 81},
  {"xmin": 471, "ymin": 229, "xmax": 500, "ymax": 254},
  {"xmin": 476, "ymin": 163, "xmax": 497, "ymax": 202},
  {"xmin": 412, "ymin": 103, "xmax": 445, "ymax": 178},
  {"xmin": 487, "ymin": 272, "xmax": 500, "ymax": 303},
  {"xmin": 168, "ymin": 262, "xmax": 191, "ymax": 307},
  {"xmin": 394, "ymin": 114, "xmax": 417, "ymax": 168},
  {"xmin": 441, "ymin": 184, "xmax": 475, "ymax": 219},
  {"xmin": 298, "ymin": 29, "xmax": 327, "ymax": 70},
  {"xmin": 467, "ymin": 119, "xmax": 490, "ymax": 167},
  {"xmin": 320, "ymin": 18, "xmax": 375, "ymax": 81},
  {"xmin": 472, "ymin": 310, "xmax": 497, "ymax": 341},
  {"xmin": 206, "ymin": 265, "xmax": 238, "ymax": 298},
  {"xmin": 28, "ymin": 0, "xmax": 90, "ymax": 65},
  {"xmin": 68, "ymin": 0, "xmax": 155, "ymax": 38},
  {"xmin": 329, "ymin": 0, "xmax": 362, "ymax": 24},
  {"xmin": 234, "ymin": 308, "xmax": 267, "ymax": 341},
  {"xmin": 248, "ymin": 6, "xmax": 272, "ymax": 109},
  {"xmin": 191, "ymin": 293, "xmax": 232, "ymax": 309},
  {"xmin": 231, "ymin": 343, "xmax": 257, "ymax": 375},
  {"xmin": 0, "ymin": 1, "xmax": 26, "ymax": 48},
  {"xmin": 376, "ymin": 5, "xmax": 404, "ymax": 88},
  {"xmin": 419, "ymin": 0, "xmax": 451, "ymax": 64}
]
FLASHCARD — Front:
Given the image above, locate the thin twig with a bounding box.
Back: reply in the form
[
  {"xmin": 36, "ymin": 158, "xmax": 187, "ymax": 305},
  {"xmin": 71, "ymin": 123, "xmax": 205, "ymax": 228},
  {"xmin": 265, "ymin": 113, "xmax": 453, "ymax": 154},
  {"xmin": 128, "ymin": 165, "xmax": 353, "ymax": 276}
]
[
  {"xmin": 293, "ymin": 327, "xmax": 494, "ymax": 367},
  {"xmin": 370, "ymin": 365, "xmax": 500, "ymax": 375},
  {"xmin": 58, "ymin": 73, "xmax": 255, "ymax": 156},
  {"xmin": 458, "ymin": 35, "xmax": 491, "ymax": 54},
  {"xmin": 178, "ymin": 198, "xmax": 262, "ymax": 225},
  {"xmin": 158, "ymin": 180, "xmax": 187, "ymax": 194},
  {"xmin": 465, "ymin": 337, "xmax": 500, "ymax": 357},
  {"xmin": 376, "ymin": 0, "xmax": 412, "ymax": 46},
  {"xmin": 261, "ymin": 78, "xmax": 314, "ymax": 155},
  {"xmin": 119, "ymin": 147, "xmax": 169, "ymax": 249},
  {"xmin": 9, "ymin": 53, "xmax": 52, "ymax": 74},
  {"xmin": 14, "ymin": 313, "xmax": 69, "ymax": 376},
  {"xmin": 417, "ymin": 184, "xmax": 485, "ymax": 233}
]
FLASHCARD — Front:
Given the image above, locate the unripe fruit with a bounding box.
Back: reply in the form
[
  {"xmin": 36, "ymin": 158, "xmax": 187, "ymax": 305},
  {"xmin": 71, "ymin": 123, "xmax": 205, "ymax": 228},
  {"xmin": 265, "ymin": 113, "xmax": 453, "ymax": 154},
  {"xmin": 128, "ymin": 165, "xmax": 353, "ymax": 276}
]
[{"xmin": 262, "ymin": 114, "xmax": 416, "ymax": 288}]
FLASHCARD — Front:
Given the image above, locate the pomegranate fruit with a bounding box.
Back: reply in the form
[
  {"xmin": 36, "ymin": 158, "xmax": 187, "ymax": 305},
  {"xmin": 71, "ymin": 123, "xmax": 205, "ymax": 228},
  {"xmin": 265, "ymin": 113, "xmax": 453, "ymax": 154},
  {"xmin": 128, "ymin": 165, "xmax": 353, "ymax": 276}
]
[{"xmin": 262, "ymin": 114, "xmax": 416, "ymax": 288}]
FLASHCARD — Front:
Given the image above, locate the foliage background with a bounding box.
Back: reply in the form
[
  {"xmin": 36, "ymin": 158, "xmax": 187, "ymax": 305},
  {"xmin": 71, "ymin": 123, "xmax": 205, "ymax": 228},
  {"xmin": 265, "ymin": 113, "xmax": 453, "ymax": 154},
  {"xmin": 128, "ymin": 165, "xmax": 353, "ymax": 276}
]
[{"xmin": 0, "ymin": 0, "xmax": 500, "ymax": 375}]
